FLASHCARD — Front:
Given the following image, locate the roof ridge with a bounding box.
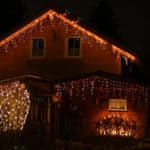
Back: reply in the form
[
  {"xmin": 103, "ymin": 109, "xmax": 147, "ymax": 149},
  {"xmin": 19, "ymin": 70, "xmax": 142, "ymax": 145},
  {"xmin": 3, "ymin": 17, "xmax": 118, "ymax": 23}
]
[{"xmin": 0, "ymin": 9, "xmax": 137, "ymax": 62}]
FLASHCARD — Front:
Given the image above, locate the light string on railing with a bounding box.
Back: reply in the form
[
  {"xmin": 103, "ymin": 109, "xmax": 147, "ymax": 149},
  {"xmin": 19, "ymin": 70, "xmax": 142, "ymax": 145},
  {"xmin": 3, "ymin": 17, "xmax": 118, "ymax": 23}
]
[{"xmin": 95, "ymin": 114, "xmax": 136, "ymax": 137}]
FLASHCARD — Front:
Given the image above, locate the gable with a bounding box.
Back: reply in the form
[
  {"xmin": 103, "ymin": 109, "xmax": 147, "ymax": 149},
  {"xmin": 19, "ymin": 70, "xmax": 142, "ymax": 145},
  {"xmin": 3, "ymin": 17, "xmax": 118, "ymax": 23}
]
[{"xmin": 0, "ymin": 9, "xmax": 137, "ymax": 63}]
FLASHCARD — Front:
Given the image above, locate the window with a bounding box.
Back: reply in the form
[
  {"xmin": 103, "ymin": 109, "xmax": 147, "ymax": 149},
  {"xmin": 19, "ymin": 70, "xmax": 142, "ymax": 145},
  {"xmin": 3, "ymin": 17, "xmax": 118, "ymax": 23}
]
[
  {"xmin": 32, "ymin": 38, "xmax": 44, "ymax": 56},
  {"xmin": 109, "ymin": 99, "xmax": 127, "ymax": 111},
  {"xmin": 67, "ymin": 37, "xmax": 80, "ymax": 56}
]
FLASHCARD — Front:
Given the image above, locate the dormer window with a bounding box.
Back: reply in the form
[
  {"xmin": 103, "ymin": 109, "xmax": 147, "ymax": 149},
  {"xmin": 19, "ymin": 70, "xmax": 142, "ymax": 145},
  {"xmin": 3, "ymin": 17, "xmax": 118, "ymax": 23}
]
[
  {"xmin": 67, "ymin": 37, "xmax": 80, "ymax": 57},
  {"xmin": 32, "ymin": 38, "xmax": 44, "ymax": 57}
]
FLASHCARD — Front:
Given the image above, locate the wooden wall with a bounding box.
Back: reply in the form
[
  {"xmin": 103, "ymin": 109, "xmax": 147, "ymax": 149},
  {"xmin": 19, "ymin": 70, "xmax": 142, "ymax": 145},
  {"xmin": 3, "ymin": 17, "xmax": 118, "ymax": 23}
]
[{"xmin": 0, "ymin": 16, "xmax": 121, "ymax": 80}]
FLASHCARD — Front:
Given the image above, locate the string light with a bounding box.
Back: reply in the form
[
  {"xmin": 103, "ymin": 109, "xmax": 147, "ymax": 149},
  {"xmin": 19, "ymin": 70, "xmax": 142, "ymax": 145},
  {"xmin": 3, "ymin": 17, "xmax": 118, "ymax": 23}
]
[
  {"xmin": 0, "ymin": 81, "xmax": 30, "ymax": 132},
  {"xmin": 54, "ymin": 74, "xmax": 147, "ymax": 138},
  {"xmin": 0, "ymin": 9, "xmax": 136, "ymax": 62},
  {"xmin": 54, "ymin": 74, "xmax": 147, "ymax": 106},
  {"xmin": 96, "ymin": 114, "xmax": 136, "ymax": 137}
]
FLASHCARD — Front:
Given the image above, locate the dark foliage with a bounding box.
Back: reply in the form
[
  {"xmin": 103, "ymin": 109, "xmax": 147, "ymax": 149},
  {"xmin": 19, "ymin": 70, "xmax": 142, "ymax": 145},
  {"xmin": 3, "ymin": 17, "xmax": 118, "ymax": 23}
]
[
  {"xmin": 0, "ymin": 0, "xmax": 26, "ymax": 35},
  {"xmin": 88, "ymin": 0, "xmax": 121, "ymax": 40}
]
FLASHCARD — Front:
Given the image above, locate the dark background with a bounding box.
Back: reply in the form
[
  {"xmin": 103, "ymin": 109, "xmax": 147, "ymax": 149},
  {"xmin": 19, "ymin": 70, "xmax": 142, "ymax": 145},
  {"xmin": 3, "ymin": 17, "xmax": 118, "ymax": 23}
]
[{"xmin": 0, "ymin": 0, "xmax": 150, "ymax": 77}]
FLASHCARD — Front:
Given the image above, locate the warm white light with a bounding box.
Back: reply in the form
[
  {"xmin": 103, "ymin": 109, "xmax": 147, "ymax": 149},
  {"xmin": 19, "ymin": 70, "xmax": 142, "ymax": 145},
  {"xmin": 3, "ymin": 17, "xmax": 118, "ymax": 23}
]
[
  {"xmin": 0, "ymin": 9, "xmax": 136, "ymax": 62},
  {"xmin": 0, "ymin": 80, "xmax": 30, "ymax": 131},
  {"xmin": 54, "ymin": 75, "xmax": 146, "ymax": 104}
]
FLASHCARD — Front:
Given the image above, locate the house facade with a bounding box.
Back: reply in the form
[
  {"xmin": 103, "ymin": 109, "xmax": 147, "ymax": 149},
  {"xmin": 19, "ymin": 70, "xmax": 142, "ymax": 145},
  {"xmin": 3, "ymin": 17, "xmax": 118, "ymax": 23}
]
[
  {"xmin": 0, "ymin": 10, "xmax": 137, "ymax": 81},
  {"xmin": 54, "ymin": 73, "xmax": 148, "ymax": 141},
  {"xmin": 0, "ymin": 9, "xmax": 147, "ymax": 149}
]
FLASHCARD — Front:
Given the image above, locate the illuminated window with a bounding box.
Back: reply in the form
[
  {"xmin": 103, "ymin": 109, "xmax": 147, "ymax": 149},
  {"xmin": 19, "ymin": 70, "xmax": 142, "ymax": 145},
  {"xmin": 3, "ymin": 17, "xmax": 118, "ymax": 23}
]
[
  {"xmin": 109, "ymin": 99, "xmax": 127, "ymax": 111},
  {"xmin": 67, "ymin": 37, "xmax": 80, "ymax": 56},
  {"xmin": 32, "ymin": 38, "xmax": 44, "ymax": 56}
]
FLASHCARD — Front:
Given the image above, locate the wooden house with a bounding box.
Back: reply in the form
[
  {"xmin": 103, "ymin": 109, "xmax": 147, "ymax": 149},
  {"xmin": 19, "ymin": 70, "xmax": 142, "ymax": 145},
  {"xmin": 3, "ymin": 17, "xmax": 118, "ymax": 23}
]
[
  {"xmin": 0, "ymin": 9, "xmax": 138, "ymax": 80},
  {"xmin": 0, "ymin": 9, "xmax": 148, "ymax": 149}
]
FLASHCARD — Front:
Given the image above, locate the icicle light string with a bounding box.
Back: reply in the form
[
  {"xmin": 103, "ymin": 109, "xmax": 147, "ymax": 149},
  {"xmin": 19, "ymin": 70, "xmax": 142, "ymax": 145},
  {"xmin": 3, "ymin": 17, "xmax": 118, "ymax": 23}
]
[
  {"xmin": 54, "ymin": 75, "xmax": 146, "ymax": 105},
  {"xmin": 0, "ymin": 10, "xmax": 136, "ymax": 62}
]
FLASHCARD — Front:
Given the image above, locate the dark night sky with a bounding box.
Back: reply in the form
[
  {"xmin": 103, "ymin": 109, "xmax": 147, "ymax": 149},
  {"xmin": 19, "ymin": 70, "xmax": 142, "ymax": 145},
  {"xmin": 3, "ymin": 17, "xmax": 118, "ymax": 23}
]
[
  {"xmin": 1, "ymin": 0, "xmax": 150, "ymax": 68},
  {"xmin": 110, "ymin": 0, "xmax": 150, "ymax": 53}
]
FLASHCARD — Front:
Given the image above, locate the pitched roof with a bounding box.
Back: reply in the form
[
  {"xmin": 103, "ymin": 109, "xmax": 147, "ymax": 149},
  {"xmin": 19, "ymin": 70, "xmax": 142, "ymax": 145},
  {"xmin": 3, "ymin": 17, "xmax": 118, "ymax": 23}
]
[
  {"xmin": 0, "ymin": 74, "xmax": 53, "ymax": 96},
  {"xmin": 0, "ymin": 9, "xmax": 137, "ymax": 62}
]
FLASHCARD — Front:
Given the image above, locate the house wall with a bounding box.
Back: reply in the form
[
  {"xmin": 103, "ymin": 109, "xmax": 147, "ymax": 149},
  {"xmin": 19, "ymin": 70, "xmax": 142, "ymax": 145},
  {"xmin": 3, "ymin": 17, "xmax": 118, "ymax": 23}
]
[
  {"xmin": 58, "ymin": 91, "xmax": 147, "ymax": 140},
  {"xmin": 56, "ymin": 76, "xmax": 148, "ymax": 140},
  {"xmin": 0, "ymin": 17, "xmax": 121, "ymax": 80},
  {"xmin": 85, "ymin": 97, "xmax": 147, "ymax": 139}
]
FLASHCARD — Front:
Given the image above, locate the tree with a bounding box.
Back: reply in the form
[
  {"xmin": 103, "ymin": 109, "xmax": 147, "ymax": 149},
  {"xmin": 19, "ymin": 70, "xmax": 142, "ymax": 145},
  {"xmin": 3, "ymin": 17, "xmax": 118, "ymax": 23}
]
[
  {"xmin": 88, "ymin": 0, "xmax": 121, "ymax": 40},
  {"xmin": 0, "ymin": 0, "xmax": 26, "ymax": 35}
]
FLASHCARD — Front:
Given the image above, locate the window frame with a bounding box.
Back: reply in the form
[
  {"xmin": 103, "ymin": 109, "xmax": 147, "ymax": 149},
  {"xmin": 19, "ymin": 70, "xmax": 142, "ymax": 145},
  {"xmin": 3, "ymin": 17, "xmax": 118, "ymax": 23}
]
[
  {"xmin": 31, "ymin": 38, "xmax": 45, "ymax": 58},
  {"xmin": 66, "ymin": 36, "xmax": 81, "ymax": 58},
  {"xmin": 109, "ymin": 99, "xmax": 127, "ymax": 112}
]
